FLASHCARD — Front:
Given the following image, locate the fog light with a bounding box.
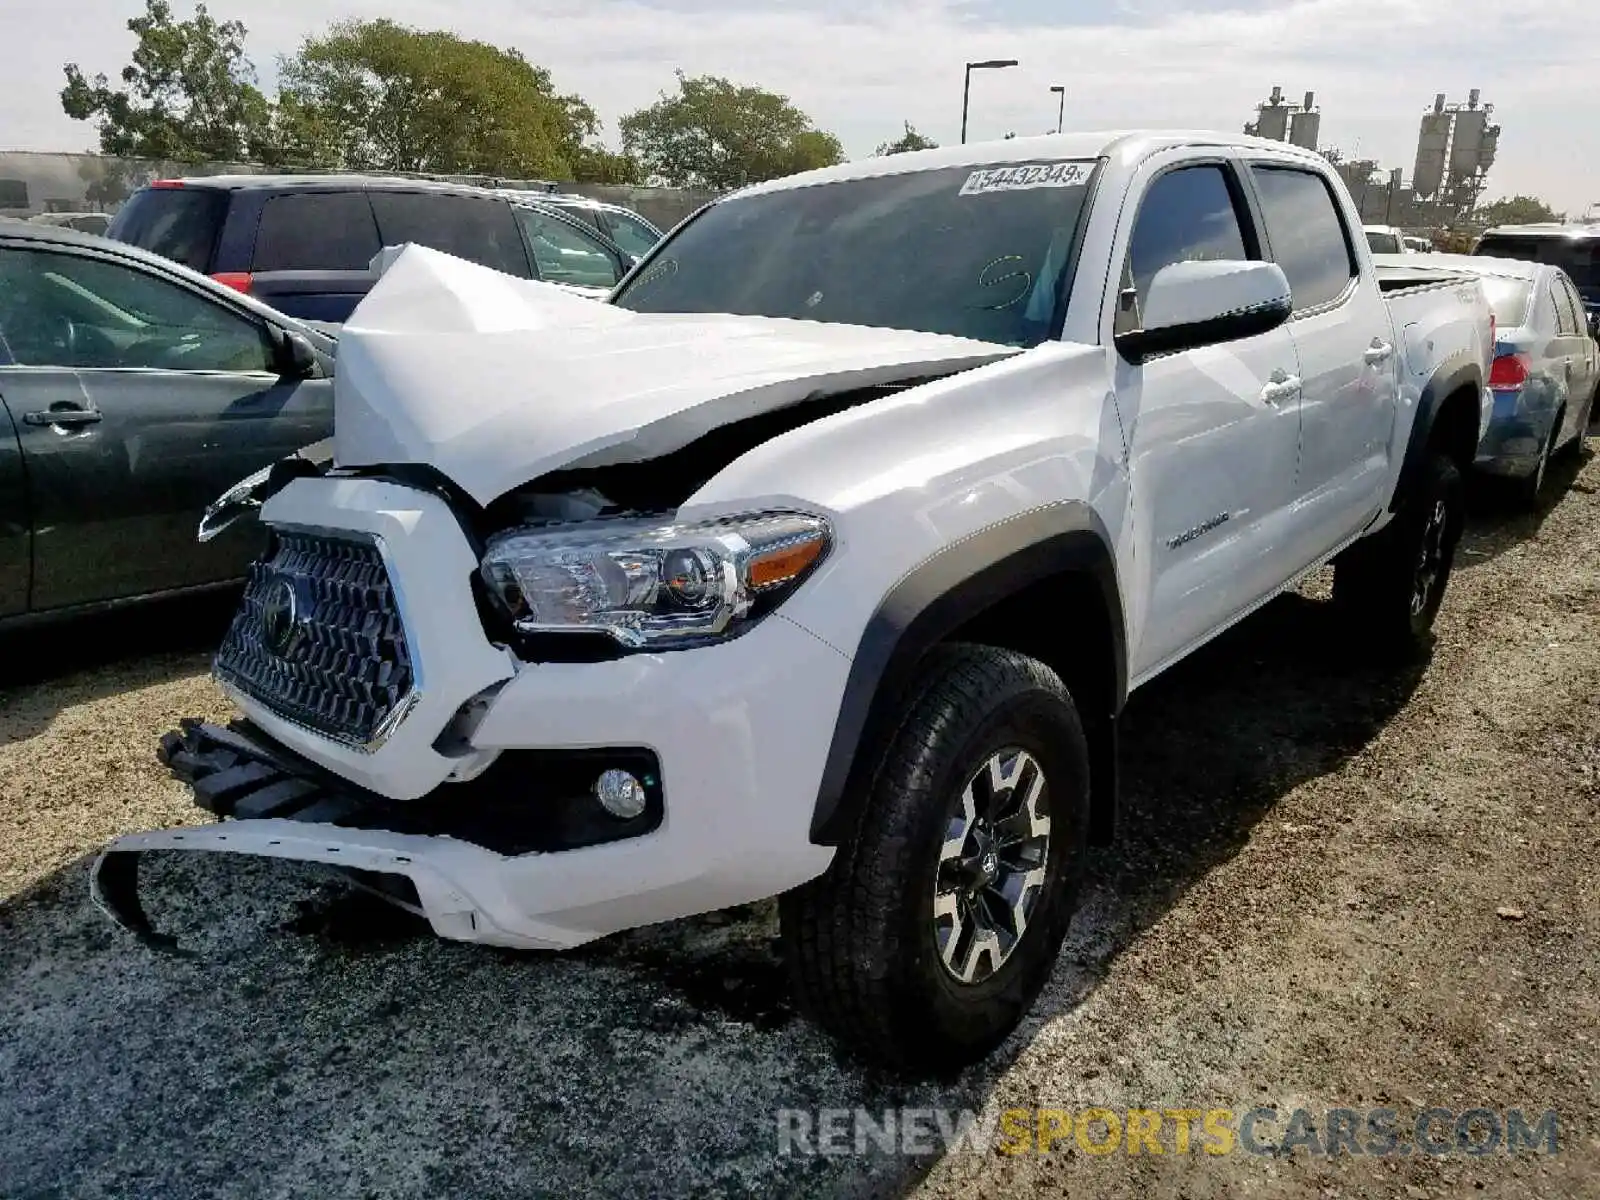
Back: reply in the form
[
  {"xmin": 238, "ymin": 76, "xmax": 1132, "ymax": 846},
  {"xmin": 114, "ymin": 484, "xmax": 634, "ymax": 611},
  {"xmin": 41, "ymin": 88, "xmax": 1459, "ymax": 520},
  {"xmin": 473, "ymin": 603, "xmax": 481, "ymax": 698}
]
[{"xmin": 593, "ymin": 769, "xmax": 648, "ymax": 819}]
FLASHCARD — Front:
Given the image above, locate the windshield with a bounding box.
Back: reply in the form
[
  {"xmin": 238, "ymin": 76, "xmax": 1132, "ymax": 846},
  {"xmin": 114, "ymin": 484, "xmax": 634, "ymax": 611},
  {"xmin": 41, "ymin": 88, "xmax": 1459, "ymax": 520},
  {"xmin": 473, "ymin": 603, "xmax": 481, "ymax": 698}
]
[
  {"xmin": 612, "ymin": 160, "xmax": 1099, "ymax": 347},
  {"xmin": 1475, "ymin": 235, "xmax": 1599, "ymax": 295},
  {"xmin": 106, "ymin": 186, "xmax": 227, "ymax": 273},
  {"xmin": 1475, "ymin": 275, "xmax": 1533, "ymax": 327},
  {"xmin": 1365, "ymin": 230, "xmax": 1403, "ymax": 254}
]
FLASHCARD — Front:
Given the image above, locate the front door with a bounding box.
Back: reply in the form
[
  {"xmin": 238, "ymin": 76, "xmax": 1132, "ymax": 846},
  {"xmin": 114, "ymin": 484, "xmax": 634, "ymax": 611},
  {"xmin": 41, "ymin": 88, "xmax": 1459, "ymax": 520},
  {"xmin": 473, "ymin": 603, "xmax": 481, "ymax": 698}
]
[
  {"xmin": 0, "ymin": 242, "xmax": 330, "ymax": 613},
  {"xmin": 1107, "ymin": 158, "xmax": 1305, "ymax": 679}
]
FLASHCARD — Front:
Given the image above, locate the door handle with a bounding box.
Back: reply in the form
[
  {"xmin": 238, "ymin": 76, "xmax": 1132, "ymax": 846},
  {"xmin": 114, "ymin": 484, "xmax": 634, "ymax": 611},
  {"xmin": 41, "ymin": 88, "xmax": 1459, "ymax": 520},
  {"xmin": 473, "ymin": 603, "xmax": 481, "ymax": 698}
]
[
  {"xmin": 1364, "ymin": 339, "xmax": 1394, "ymax": 365},
  {"xmin": 1260, "ymin": 372, "xmax": 1302, "ymax": 406},
  {"xmin": 23, "ymin": 408, "xmax": 102, "ymax": 429},
  {"xmin": 24, "ymin": 407, "xmax": 102, "ymax": 429}
]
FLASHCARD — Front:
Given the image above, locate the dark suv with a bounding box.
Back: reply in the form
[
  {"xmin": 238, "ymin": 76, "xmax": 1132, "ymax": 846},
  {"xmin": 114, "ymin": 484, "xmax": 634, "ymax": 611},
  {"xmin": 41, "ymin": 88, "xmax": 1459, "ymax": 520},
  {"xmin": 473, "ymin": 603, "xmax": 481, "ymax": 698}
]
[
  {"xmin": 1474, "ymin": 222, "xmax": 1600, "ymax": 336},
  {"xmin": 107, "ymin": 175, "xmax": 635, "ymax": 323}
]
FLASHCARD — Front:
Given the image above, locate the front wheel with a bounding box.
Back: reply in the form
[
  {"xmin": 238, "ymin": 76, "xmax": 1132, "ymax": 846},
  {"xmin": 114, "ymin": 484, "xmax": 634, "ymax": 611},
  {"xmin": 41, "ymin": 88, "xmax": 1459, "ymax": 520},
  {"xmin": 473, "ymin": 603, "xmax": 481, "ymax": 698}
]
[
  {"xmin": 780, "ymin": 643, "xmax": 1091, "ymax": 1074},
  {"xmin": 1333, "ymin": 451, "xmax": 1465, "ymax": 657}
]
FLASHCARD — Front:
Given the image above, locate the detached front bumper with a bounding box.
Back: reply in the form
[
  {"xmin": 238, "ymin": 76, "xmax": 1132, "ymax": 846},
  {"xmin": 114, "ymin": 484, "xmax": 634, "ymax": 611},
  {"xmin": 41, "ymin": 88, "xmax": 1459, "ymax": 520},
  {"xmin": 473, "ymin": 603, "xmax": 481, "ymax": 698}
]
[
  {"xmin": 93, "ymin": 718, "xmax": 672, "ymax": 951},
  {"xmin": 95, "ymin": 473, "xmax": 852, "ymax": 952}
]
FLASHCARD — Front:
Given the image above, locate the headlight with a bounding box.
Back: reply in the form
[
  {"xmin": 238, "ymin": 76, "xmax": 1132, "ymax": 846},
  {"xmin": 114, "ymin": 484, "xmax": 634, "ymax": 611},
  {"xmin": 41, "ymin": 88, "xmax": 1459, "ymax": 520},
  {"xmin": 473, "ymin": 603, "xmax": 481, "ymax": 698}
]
[{"xmin": 479, "ymin": 510, "xmax": 832, "ymax": 649}]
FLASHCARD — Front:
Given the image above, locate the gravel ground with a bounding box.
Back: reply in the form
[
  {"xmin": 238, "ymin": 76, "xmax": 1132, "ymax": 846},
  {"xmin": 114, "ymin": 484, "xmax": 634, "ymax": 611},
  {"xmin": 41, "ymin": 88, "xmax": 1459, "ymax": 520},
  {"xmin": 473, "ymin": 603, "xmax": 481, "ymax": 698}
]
[{"xmin": 2, "ymin": 448, "xmax": 1597, "ymax": 1200}]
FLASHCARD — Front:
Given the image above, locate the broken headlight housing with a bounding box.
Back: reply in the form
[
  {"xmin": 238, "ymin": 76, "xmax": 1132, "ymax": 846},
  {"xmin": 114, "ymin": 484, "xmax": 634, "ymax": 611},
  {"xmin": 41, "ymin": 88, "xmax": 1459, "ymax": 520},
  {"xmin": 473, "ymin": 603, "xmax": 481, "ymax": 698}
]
[{"xmin": 479, "ymin": 511, "xmax": 831, "ymax": 650}]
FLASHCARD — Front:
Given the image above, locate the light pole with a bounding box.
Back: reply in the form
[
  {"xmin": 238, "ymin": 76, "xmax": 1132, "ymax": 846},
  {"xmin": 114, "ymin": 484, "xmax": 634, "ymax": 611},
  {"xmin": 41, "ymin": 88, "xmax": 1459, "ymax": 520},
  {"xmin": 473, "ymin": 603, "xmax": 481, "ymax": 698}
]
[
  {"xmin": 1050, "ymin": 85, "xmax": 1065, "ymax": 134},
  {"xmin": 961, "ymin": 59, "xmax": 1019, "ymax": 144}
]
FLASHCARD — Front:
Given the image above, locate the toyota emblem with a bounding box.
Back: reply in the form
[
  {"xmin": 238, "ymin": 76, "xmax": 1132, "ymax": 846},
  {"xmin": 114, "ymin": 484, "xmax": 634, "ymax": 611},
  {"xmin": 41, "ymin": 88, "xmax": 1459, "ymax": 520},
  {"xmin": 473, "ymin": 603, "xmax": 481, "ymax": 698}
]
[{"xmin": 260, "ymin": 576, "xmax": 303, "ymax": 658}]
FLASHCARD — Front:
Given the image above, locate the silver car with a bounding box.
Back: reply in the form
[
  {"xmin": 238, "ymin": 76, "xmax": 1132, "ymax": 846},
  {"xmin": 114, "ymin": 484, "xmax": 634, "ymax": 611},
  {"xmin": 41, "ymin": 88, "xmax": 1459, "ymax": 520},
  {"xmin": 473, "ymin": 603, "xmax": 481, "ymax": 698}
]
[{"xmin": 1379, "ymin": 252, "xmax": 1597, "ymax": 504}]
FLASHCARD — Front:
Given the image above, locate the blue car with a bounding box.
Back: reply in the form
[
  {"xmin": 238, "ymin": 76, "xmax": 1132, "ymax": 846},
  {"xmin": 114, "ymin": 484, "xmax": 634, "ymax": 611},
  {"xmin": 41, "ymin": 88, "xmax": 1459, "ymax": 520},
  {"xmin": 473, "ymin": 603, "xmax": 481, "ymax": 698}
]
[{"xmin": 1405, "ymin": 251, "xmax": 1598, "ymax": 506}]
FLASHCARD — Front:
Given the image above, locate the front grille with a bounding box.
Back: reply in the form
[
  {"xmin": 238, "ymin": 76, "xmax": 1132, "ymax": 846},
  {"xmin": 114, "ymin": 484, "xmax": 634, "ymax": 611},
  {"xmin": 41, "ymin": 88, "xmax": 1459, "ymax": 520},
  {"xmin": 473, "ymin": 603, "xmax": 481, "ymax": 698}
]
[{"xmin": 214, "ymin": 530, "xmax": 415, "ymax": 748}]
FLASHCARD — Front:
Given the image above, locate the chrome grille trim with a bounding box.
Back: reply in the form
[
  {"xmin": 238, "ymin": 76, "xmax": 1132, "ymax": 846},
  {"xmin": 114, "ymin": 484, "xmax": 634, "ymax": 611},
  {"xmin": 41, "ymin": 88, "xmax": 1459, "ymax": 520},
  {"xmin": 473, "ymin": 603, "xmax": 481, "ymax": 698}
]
[{"xmin": 213, "ymin": 528, "xmax": 419, "ymax": 752}]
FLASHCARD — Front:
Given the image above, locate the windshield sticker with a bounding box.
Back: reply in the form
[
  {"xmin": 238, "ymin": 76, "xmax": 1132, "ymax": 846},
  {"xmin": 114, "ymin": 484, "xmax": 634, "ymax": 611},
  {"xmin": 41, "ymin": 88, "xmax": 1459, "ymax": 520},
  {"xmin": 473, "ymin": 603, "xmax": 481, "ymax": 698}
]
[{"xmin": 959, "ymin": 161, "xmax": 1091, "ymax": 195}]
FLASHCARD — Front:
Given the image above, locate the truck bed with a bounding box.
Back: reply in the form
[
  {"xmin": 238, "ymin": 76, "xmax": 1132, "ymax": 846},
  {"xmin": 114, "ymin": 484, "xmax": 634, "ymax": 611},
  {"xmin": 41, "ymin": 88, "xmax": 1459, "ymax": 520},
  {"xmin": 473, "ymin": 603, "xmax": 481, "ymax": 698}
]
[{"xmin": 1373, "ymin": 262, "xmax": 1480, "ymax": 296}]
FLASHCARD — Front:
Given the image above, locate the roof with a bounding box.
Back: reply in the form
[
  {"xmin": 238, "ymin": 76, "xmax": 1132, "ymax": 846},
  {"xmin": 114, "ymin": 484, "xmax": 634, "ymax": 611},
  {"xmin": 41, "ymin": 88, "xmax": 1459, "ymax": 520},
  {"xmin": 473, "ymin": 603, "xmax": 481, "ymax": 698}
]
[
  {"xmin": 1399, "ymin": 251, "xmax": 1545, "ymax": 280},
  {"xmin": 727, "ymin": 129, "xmax": 1329, "ymax": 198},
  {"xmin": 147, "ymin": 174, "xmax": 507, "ymax": 196},
  {"xmin": 1480, "ymin": 222, "xmax": 1600, "ymax": 239}
]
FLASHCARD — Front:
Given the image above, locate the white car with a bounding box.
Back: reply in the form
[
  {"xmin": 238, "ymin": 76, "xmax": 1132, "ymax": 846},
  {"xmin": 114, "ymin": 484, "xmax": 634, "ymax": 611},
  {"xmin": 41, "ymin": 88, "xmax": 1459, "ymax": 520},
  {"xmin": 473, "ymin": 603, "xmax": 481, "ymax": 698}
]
[
  {"xmin": 95, "ymin": 131, "xmax": 1494, "ymax": 1072},
  {"xmin": 1363, "ymin": 224, "xmax": 1411, "ymax": 254}
]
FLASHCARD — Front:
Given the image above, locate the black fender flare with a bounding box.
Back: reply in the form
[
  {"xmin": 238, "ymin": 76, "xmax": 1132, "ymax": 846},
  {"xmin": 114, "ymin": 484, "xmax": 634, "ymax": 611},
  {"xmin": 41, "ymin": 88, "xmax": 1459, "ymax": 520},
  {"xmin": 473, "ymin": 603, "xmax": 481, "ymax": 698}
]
[
  {"xmin": 809, "ymin": 501, "xmax": 1128, "ymax": 846},
  {"xmin": 1391, "ymin": 355, "xmax": 1484, "ymax": 513}
]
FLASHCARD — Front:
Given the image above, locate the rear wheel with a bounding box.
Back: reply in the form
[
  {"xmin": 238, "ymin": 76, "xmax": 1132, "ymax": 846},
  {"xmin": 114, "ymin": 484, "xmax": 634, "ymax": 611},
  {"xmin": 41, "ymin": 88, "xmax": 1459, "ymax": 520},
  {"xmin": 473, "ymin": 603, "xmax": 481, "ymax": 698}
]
[
  {"xmin": 1334, "ymin": 451, "xmax": 1465, "ymax": 657},
  {"xmin": 780, "ymin": 644, "xmax": 1090, "ymax": 1074}
]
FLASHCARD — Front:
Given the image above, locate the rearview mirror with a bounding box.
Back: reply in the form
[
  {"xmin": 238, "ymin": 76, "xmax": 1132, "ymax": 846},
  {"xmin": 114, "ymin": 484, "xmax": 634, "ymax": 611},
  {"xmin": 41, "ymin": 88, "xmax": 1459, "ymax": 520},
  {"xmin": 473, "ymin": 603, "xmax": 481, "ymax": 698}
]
[
  {"xmin": 1114, "ymin": 260, "xmax": 1293, "ymax": 365},
  {"xmin": 275, "ymin": 329, "xmax": 319, "ymax": 379}
]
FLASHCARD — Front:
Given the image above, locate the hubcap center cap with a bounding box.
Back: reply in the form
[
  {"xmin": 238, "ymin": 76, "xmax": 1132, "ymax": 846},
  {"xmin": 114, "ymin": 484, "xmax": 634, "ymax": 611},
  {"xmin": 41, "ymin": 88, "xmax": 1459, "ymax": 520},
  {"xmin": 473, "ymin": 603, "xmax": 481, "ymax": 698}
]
[{"xmin": 979, "ymin": 850, "xmax": 999, "ymax": 883}]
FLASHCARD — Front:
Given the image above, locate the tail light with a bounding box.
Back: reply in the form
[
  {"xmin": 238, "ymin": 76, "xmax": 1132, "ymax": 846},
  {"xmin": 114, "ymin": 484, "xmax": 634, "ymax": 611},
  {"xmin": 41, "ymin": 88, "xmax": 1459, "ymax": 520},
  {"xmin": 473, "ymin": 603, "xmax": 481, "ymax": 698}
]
[
  {"xmin": 1488, "ymin": 353, "xmax": 1528, "ymax": 389},
  {"xmin": 210, "ymin": 272, "xmax": 253, "ymax": 294},
  {"xmin": 150, "ymin": 179, "xmax": 185, "ymax": 189}
]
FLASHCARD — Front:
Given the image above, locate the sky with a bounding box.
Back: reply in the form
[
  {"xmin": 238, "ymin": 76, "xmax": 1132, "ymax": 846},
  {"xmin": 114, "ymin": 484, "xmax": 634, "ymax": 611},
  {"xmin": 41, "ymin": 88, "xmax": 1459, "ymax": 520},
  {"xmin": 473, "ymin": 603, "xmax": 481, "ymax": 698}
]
[{"xmin": 5, "ymin": 0, "xmax": 1598, "ymax": 214}]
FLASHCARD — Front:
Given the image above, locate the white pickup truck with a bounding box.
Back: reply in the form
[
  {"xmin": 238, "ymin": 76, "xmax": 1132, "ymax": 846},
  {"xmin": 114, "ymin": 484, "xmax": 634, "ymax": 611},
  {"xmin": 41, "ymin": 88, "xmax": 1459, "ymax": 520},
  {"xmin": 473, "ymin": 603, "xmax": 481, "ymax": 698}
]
[{"xmin": 95, "ymin": 131, "xmax": 1494, "ymax": 1073}]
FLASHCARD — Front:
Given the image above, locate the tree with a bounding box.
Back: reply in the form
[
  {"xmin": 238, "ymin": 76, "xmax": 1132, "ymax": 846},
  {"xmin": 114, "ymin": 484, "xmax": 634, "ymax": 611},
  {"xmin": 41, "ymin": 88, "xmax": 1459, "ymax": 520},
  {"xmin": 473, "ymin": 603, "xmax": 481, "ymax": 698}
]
[
  {"xmin": 60, "ymin": 0, "xmax": 273, "ymax": 162},
  {"xmin": 1475, "ymin": 195, "xmax": 1563, "ymax": 226},
  {"xmin": 619, "ymin": 72, "xmax": 844, "ymax": 189},
  {"xmin": 875, "ymin": 122, "xmax": 937, "ymax": 156},
  {"xmin": 276, "ymin": 19, "xmax": 627, "ymax": 178}
]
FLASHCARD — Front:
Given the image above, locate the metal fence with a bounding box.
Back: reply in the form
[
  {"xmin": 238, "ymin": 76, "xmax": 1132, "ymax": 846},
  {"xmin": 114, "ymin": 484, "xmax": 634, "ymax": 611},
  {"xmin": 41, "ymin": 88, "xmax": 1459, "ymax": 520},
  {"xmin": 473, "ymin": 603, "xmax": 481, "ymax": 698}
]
[{"xmin": 0, "ymin": 151, "xmax": 720, "ymax": 232}]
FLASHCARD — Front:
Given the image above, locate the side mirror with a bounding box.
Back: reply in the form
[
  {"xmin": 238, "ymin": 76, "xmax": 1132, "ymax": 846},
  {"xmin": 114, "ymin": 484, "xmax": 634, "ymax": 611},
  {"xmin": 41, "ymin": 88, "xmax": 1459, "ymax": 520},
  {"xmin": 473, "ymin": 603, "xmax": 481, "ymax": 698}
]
[
  {"xmin": 1588, "ymin": 310, "xmax": 1599, "ymax": 340},
  {"xmin": 276, "ymin": 329, "xmax": 319, "ymax": 379},
  {"xmin": 1114, "ymin": 260, "xmax": 1293, "ymax": 365}
]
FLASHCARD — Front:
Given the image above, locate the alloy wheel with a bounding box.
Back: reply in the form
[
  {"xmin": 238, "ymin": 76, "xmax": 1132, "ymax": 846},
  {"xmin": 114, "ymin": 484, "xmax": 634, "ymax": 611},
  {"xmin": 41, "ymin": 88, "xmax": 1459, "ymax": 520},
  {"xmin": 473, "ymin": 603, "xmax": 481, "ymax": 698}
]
[{"xmin": 932, "ymin": 747, "xmax": 1052, "ymax": 985}]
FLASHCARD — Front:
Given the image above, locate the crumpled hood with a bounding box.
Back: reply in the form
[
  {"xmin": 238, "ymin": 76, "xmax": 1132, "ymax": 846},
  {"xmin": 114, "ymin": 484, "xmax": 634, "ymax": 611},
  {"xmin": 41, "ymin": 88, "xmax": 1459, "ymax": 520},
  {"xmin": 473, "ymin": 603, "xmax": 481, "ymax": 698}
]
[{"xmin": 333, "ymin": 245, "xmax": 1019, "ymax": 505}]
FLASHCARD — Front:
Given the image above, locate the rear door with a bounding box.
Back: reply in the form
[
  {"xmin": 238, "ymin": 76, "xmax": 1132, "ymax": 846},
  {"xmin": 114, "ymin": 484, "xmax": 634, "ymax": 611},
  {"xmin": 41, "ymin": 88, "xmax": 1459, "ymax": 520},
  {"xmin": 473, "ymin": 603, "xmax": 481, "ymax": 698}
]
[
  {"xmin": 247, "ymin": 191, "xmax": 384, "ymax": 322},
  {"xmin": 1557, "ymin": 274, "xmax": 1598, "ymax": 425},
  {"xmin": 1245, "ymin": 158, "xmax": 1397, "ymax": 560},
  {"xmin": 0, "ymin": 241, "xmax": 331, "ymax": 612}
]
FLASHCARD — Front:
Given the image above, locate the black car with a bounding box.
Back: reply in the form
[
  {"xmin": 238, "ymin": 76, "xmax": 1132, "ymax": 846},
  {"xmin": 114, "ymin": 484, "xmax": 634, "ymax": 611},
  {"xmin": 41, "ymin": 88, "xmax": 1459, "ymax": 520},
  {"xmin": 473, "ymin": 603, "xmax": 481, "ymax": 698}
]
[
  {"xmin": 0, "ymin": 219, "xmax": 335, "ymax": 625},
  {"xmin": 1474, "ymin": 222, "xmax": 1600, "ymax": 336},
  {"xmin": 106, "ymin": 175, "xmax": 636, "ymax": 323}
]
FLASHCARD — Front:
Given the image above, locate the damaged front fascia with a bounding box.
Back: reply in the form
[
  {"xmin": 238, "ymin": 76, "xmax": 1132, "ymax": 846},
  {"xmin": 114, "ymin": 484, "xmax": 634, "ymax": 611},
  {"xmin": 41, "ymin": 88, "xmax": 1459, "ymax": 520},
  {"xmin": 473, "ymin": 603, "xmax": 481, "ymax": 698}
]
[{"xmin": 485, "ymin": 371, "xmax": 967, "ymax": 522}]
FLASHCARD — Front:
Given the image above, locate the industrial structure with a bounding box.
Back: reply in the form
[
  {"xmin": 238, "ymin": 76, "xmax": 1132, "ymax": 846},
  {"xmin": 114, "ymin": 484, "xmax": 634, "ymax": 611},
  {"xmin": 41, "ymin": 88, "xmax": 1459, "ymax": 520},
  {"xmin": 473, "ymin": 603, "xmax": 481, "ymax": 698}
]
[
  {"xmin": 1244, "ymin": 87, "xmax": 1322, "ymax": 151},
  {"xmin": 1244, "ymin": 85, "xmax": 1500, "ymax": 233}
]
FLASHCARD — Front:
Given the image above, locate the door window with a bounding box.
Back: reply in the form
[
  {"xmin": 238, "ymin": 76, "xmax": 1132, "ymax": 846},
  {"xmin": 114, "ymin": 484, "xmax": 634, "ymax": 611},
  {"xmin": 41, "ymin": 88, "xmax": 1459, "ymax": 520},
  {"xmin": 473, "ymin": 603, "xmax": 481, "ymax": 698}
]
[
  {"xmin": 253, "ymin": 192, "xmax": 382, "ymax": 272},
  {"xmin": 0, "ymin": 247, "xmax": 275, "ymax": 372},
  {"xmin": 1116, "ymin": 164, "xmax": 1252, "ymax": 336},
  {"xmin": 599, "ymin": 210, "xmax": 661, "ymax": 259},
  {"xmin": 1551, "ymin": 281, "xmax": 1580, "ymax": 336},
  {"xmin": 1249, "ymin": 166, "xmax": 1358, "ymax": 311},
  {"xmin": 514, "ymin": 208, "xmax": 624, "ymax": 289},
  {"xmin": 371, "ymin": 192, "xmax": 532, "ymax": 277}
]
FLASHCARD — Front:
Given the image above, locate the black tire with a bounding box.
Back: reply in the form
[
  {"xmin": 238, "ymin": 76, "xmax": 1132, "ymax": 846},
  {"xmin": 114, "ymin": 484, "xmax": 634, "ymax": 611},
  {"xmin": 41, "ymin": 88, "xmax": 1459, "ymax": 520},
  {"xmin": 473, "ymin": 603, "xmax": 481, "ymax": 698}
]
[
  {"xmin": 1515, "ymin": 408, "xmax": 1562, "ymax": 507},
  {"xmin": 1333, "ymin": 451, "xmax": 1465, "ymax": 658},
  {"xmin": 780, "ymin": 643, "xmax": 1090, "ymax": 1075}
]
